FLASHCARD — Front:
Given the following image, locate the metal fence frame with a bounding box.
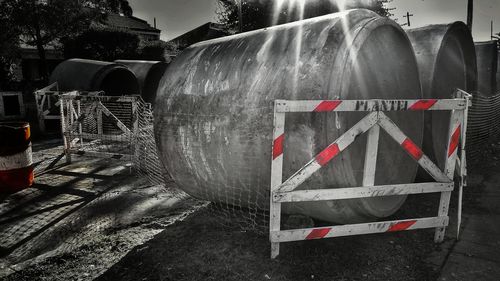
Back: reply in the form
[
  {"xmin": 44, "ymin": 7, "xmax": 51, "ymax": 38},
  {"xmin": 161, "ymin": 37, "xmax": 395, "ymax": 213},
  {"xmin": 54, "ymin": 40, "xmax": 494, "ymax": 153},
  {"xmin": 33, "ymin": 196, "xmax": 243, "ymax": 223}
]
[
  {"xmin": 269, "ymin": 89, "xmax": 471, "ymax": 258},
  {"xmin": 59, "ymin": 92, "xmax": 142, "ymax": 164}
]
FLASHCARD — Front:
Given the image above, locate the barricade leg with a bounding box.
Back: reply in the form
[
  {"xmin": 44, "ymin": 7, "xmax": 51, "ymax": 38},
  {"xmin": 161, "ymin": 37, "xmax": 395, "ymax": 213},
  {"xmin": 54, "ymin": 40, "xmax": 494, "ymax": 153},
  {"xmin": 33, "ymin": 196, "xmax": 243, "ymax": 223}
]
[
  {"xmin": 60, "ymin": 97, "xmax": 72, "ymax": 164},
  {"xmin": 270, "ymin": 104, "xmax": 285, "ymax": 259},
  {"xmin": 435, "ymin": 109, "xmax": 463, "ymax": 242}
]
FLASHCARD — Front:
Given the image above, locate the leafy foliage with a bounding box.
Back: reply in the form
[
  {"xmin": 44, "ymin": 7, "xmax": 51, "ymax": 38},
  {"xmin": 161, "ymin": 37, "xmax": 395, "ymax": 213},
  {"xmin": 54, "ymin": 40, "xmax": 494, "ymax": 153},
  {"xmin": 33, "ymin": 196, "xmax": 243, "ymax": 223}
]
[
  {"xmin": 106, "ymin": 0, "xmax": 134, "ymax": 17},
  {"xmin": 63, "ymin": 27, "xmax": 140, "ymax": 62},
  {"xmin": 0, "ymin": 3, "xmax": 21, "ymax": 87},
  {"xmin": 0, "ymin": 0, "xmax": 106, "ymax": 80},
  {"xmin": 216, "ymin": 0, "xmax": 390, "ymax": 33},
  {"xmin": 0, "ymin": 0, "xmax": 134, "ymax": 81},
  {"xmin": 140, "ymin": 41, "xmax": 180, "ymax": 62}
]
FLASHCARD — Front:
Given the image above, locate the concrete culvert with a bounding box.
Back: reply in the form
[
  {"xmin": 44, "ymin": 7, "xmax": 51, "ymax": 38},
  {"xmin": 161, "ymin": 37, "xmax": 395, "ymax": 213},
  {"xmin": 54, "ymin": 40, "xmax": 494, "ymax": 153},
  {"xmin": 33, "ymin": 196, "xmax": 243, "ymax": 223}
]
[
  {"xmin": 474, "ymin": 41, "xmax": 498, "ymax": 97},
  {"xmin": 406, "ymin": 22, "xmax": 477, "ymax": 172},
  {"xmin": 155, "ymin": 9, "xmax": 424, "ymax": 224},
  {"xmin": 115, "ymin": 60, "xmax": 169, "ymax": 104},
  {"xmin": 49, "ymin": 59, "xmax": 140, "ymax": 96}
]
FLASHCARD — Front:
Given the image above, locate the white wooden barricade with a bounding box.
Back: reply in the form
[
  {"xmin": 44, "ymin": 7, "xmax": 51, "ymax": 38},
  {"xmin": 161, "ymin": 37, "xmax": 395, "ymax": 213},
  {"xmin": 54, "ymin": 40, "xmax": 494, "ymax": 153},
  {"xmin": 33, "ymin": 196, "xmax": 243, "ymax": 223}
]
[
  {"xmin": 59, "ymin": 92, "xmax": 141, "ymax": 164},
  {"xmin": 34, "ymin": 83, "xmax": 61, "ymax": 133},
  {"xmin": 269, "ymin": 89, "xmax": 471, "ymax": 258}
]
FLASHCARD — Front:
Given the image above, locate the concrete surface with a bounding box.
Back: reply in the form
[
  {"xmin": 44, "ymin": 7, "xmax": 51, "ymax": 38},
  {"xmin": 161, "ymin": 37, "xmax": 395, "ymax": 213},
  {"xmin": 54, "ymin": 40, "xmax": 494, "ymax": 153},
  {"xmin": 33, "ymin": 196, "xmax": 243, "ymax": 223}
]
[
  {"xmin": 438, "ymin": 157, "xmax": 500, "ymax": 280},
  {"xmin": 0, "ymin": 141, "xmax": 203, "ymax": 280}
]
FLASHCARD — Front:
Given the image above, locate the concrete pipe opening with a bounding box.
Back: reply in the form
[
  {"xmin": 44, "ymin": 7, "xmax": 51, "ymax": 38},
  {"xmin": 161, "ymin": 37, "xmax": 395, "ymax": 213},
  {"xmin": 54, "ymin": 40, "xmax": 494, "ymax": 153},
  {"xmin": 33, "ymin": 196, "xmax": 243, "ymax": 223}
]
[
  {"xmin": 50, "ymin": 59, "xmax": 140, "ymax": 96},
  {"xmin": 407, "ymin": 22, "xmax": 477, "ymax": 171},
  {"xmin": 115, "ymin": 60, "xmax": 169, "ymax": 104},
  {"xmin": 154, "ymin": 9, "xmax": 423, "ymax": 224}
]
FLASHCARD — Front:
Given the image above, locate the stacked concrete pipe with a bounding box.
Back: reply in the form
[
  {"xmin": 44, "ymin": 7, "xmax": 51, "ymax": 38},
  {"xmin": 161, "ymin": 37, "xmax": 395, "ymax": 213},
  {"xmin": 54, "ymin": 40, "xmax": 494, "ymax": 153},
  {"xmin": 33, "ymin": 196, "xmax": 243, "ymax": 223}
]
[
  {"xmin": 474, "ymin": 41, "xmax": 498, "ymax": 97},
  {"xmin": 115, "ymin": 60, "xmax": 169, "ymax": 104},
  {"xmin": 154, "ymin": 9, "xmax": 425, "ymax": 224},
  {"xmin": 406, "ymin": 22, "xmax": 477, "ymax": 171},
  {"xmin": 50, "ymin": 59, "xmax": 140, "ymax": 95}
]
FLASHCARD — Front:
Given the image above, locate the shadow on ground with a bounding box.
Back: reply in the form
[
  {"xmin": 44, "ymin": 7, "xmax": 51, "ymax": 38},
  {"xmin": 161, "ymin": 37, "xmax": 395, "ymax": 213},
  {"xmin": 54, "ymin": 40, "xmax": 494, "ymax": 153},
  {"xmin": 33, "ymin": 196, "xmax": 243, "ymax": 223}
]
[{"xmin": 94, "ymin": 191, "xmax": 447, "ymax": 281}]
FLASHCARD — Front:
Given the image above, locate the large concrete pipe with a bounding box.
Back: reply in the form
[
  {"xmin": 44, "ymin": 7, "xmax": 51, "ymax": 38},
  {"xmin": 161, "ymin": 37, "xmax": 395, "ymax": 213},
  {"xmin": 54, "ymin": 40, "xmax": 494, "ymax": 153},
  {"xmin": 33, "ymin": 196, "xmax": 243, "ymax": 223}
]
[
  {"xmin": 406, "ymin": 22, "xmax": 477, "ymax": 171},
  {"xmin": 155, "ymin": 9, "xmax": 423, "ymax": 224},
  {"xmin": 50, "ymin": 59, "xmax": 140, "ymax": 96},
  {"xmin": 115, "ymin": 60, "xmax": 169, "ymax": 104},
  {"xmin": 475, "ymin": 41, "xmax": 498, "ymax": 96}
]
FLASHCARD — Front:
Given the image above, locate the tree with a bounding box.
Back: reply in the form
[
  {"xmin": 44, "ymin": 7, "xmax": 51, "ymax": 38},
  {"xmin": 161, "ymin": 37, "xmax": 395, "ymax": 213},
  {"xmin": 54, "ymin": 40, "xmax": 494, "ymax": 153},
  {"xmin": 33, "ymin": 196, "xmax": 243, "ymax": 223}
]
[
  {"xmin": 0, "ymin": 0, "xmax": 134, "ymax": 82},
  {"xmin": 63, "ymin": 27, "xmax": 140, "ymax": 61},
  {"xmin": 107, "ymin": 0, "xmax": 134, "ymax": 17},
  {"xmin": 216, "ymin": 0, "xmax": 390, "ymax": 33},
  {"xmin": 0, "ymin": 0, "xmax": 107, "ymax": 81},
  {"xmin": 0, "ymin": 7, "xmax": 21, "ymax": 89}
]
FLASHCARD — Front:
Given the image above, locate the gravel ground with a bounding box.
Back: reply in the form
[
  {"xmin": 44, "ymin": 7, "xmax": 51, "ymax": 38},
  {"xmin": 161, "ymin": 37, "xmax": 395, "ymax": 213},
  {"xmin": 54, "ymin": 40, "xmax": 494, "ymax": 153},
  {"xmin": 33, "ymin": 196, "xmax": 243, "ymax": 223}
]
[{"xmin": 1, "ymin": 141, "xmax": 494, "ymax": 281}]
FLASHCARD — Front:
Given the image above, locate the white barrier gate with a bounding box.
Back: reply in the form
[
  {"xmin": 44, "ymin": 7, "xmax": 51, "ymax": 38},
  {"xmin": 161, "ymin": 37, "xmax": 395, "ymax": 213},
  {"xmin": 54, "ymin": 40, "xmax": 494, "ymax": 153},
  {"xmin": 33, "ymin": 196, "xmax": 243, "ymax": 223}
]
[
  {"xmin": 59, "ymin": 93, "xmax": 141, "ymax": 164},
  {"xmin": 269, "ymin": 89, "xmax": 471, "ymax": 258}
]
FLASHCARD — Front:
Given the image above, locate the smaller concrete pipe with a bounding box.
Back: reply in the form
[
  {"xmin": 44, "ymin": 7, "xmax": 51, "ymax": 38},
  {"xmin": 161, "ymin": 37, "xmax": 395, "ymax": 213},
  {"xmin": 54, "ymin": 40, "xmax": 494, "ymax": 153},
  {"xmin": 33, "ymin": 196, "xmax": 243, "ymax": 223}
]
[
  {"xmin": 115, "ymin": 60, "xmax": 169, "ymax": 104},
  {"xmin": 497, "ymin": 50, "xmax": 500, "ymax": 91},
  {"xmin": 50, "ymin": 59, "xmax": 140, "ymax": 96},
  {"xmin": 0, "ymin": 122, "xmax": 33, "ymax": 193},
  {"xmin": 406, "ymin": 22, "xmax": 477, "ymax": 170},
  {"xmin": 475, "ymin": 41, "xmax": 498, "ymax": 97}
]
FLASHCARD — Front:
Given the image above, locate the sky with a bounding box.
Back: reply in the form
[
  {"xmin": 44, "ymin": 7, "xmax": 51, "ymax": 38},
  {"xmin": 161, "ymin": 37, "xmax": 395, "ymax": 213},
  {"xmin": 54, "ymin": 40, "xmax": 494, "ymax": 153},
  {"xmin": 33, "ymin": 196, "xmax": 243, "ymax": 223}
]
[{"xmin": 129, "ymin": 0, "xmax": 500, "ymax": 42}]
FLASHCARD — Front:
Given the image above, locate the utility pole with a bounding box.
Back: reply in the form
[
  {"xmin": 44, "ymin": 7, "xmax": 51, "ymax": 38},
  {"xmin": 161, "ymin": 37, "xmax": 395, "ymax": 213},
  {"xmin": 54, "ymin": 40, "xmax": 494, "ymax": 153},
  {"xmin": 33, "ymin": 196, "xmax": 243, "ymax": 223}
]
[
  {"xmin": 467, "ymin": 0, "xmax": 473, "ymax": 31},
  {"xmin": 402, "ymin": 12, "xmax": 414, "ymax": 27},
  {"xmin": 237, "ymin": 0, "xmax": 243, "ymax": 33},
  {"xmin": 492, "ymin": 20, "xmax": 494, "ymax": 40}
]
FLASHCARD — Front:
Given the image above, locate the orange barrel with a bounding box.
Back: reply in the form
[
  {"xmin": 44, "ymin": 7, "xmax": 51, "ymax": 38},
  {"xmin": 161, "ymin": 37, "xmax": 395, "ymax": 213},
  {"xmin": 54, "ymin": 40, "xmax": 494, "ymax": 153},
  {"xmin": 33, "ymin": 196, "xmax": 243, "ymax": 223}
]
[{"xmin": 0, "ymin": 122, "xmax": 34, "ymax": 193}]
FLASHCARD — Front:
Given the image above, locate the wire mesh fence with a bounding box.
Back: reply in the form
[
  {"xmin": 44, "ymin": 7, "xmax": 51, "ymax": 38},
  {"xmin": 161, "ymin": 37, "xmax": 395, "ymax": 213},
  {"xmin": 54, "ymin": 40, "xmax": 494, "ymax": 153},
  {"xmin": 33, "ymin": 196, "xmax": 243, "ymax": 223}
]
[
  {"xmin": 60, "ymin": 93, "xmax": 140, "ymax": 162},
  {"xmin": 134, "ymin": 101, "xmax": 172, "ymax": 188},
  {"xmin": 146, "ymin": 109, "xmax": 273, "ymax": 234},
  {"xmin": 466, "ymin": 92, "xmax": 500, "ymax": 163}
]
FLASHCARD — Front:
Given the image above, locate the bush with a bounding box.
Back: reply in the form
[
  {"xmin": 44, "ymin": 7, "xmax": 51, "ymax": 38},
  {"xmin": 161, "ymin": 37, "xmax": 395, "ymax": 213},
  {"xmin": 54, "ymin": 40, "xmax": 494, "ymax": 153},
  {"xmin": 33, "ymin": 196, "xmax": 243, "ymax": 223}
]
[{"xmin": 63, "ymin": 27, "xmax": 140, "ymax": 61}]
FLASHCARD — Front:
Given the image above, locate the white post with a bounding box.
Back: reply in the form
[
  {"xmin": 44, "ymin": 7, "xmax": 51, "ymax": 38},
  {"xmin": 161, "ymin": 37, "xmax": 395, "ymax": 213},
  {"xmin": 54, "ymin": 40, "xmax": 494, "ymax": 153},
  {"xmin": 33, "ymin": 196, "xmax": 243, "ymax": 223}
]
[
  {"xmin": 77, "ymin": 100, "xmax": 83, "ymax": 146},
  {"xmin": 60, "ymin": 96, "xmax": 71, "ymax": 164},
  {"xmin": 270, "ymin": 101, "xmax": 286, "ymax": 259},
  {"xmin": 435, "ymin": 109, "xmax": 463, "ymax": 242},
  {"xmin": 363, "ymin": 124, "xmax": 380, "ymax": 187},
  {"xmin": 457, "ymin": 91, "xmax": 471, "ymax": 239}
]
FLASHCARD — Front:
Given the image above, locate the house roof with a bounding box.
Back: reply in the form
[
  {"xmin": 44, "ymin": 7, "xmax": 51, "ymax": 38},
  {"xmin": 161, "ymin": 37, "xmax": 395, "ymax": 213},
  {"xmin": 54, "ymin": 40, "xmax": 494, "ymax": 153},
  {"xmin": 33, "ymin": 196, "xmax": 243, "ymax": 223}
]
[
  {"xmin": 105, "ymin": 13, "xmax": 161, "ymax": 33},
  {"xmin": 169, "ymin": 22, "xmax": 229, "ymax": 49}
]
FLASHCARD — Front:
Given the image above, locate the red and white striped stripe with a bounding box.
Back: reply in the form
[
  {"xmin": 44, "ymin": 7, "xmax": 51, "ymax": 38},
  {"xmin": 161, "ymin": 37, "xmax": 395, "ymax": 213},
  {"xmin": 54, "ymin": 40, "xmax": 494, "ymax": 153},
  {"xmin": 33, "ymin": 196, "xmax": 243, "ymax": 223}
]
[
  {"xmin": 0, "ymin": 146, "xmax": 33, "ymax": 171},
  {"xmin": 271, "ymin": 217, "xmax": 448, "ymax": 243}
]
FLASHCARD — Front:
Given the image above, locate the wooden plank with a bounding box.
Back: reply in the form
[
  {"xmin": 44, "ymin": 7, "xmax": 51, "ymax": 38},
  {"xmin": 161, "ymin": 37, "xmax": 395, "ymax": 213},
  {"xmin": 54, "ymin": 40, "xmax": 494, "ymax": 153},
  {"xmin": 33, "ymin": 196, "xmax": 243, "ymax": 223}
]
[
  {"xmin": 363, "ymin": 125, "xmax": 380, "ymax": 187},
  {"xmin": 275, "ymin": 99, "xmax": 467, "ymax": 113},
  {"xmin": 98, "ymin": 102, "xmax": 131, "ymax": 134},
  {"xmin": 65, "ymin": 133, "xmax": 130, "ymax": 141},
  {"xmin": 269, "ymin": 105, "xmax": 286, "ymax": 259},
  {"xmin": 270, "ymin": 217, "xmax": 448, "ymax": 243},
  {"xmin": 69, "ymin": 150, "xmax": 133, "ymax": 160},
  {"xmin": 273, "ymin": 182, "xmax": 454, "ymax": 203},
  {"xmin": 435, "ymin": 109, "xmax": 464, "ymax": 242}
]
